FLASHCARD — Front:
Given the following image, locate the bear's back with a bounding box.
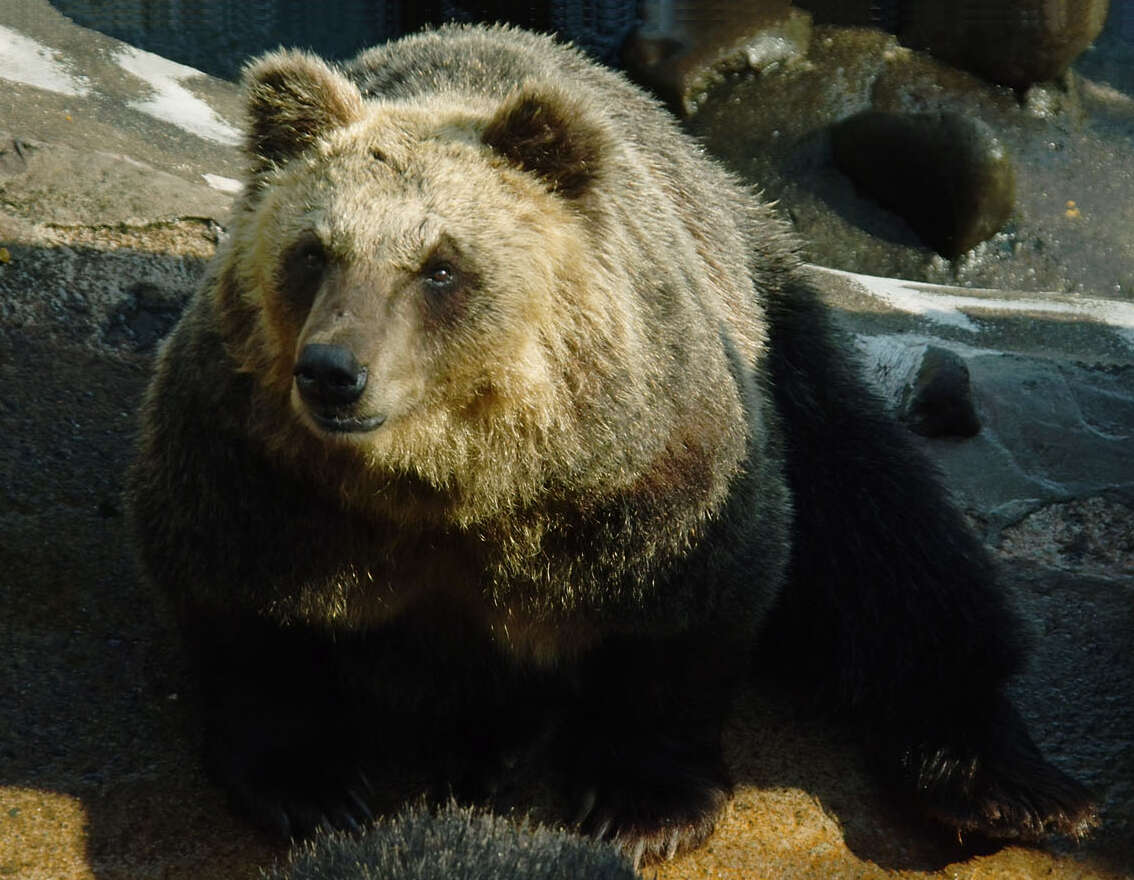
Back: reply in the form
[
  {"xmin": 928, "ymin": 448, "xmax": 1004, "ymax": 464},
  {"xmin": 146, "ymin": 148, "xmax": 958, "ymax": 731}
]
[{"xmin": 347, "ymin": 25, "xmax": 657, "ymax": 128}]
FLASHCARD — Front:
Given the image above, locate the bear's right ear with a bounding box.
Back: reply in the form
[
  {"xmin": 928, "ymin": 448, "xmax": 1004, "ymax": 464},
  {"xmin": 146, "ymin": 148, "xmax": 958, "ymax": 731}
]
[{"xmin": 242, "ymin": 49, "xmax": 365, "ymax": 173}]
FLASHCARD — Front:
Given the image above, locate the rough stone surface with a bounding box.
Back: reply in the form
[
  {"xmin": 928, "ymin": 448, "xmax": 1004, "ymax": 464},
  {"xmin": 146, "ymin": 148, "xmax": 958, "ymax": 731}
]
[
  {"xmin": 1, "ymin": 4, "xmax": 1131, "ymax": 880},
  {"xmin": 831, "ymin": 111, "xmax": 1016, "ymax": 258},
  {"xmin": 999, "ymin": 495, "xmax": 1134, "ymax": 575},
  {"xmin": 624, "ymin": 0, "xmax": 812, "ymax": 116},
  {"xmin": 0, "ymin": 133, "xmax": 234, "ymax": 227},
  {"xmin": 689, "ymin": 20, "xmax": 1134, "ymax": 290},
  {"xmin": 900, "ymin": 0, "xmax": 1111, "ymax": 89}
]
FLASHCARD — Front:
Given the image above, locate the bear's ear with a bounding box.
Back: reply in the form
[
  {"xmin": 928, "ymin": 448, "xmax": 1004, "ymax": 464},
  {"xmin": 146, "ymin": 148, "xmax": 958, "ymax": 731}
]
[
  {"xmin": 242, "ymin": 49, "xmax": 365, "ymax": 173},
  {"xmin": 482, "ymin": 86, "xmax": 609, "ymax": 199}
]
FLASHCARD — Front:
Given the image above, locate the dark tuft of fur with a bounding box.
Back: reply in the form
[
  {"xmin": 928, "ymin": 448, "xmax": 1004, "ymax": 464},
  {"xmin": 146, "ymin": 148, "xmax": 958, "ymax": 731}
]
[
  {"xmin": 482, "ymin": 86, "xmax": 609, "ymax": 198},
  {"xmin": 262, "ymin": 803, "xmax": 636, "ymax": 880}
]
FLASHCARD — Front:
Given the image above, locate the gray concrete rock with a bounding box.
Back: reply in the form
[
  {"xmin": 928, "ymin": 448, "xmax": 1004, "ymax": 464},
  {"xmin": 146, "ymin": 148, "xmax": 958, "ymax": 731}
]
[
  {"xmin": 0, "ymin": 132, "xmax": 234, "ymax": 227},
  {"xmin": 814, "ymin": 267, "xmax": 1134, "ymax": 537},
  {"xmin": 0, "ymin": 0, "xmax": 242, "ymax": 226}
]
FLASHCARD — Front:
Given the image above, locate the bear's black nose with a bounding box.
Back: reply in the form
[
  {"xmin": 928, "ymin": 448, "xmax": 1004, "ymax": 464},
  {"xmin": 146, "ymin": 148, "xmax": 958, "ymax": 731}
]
[{"xmin": 294, "ymin": 343, "xmax": 368, "ymax": 407}]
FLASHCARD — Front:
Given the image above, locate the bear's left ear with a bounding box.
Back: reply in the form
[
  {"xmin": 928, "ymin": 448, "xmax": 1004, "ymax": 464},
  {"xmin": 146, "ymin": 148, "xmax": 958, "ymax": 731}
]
[
  {"xmin": 242, "ymin": 49, "xmax": 365, "ymax": 174},
  {"xmin": 482, "ymin": 85, "xmax": 610, "ymax": 199}
]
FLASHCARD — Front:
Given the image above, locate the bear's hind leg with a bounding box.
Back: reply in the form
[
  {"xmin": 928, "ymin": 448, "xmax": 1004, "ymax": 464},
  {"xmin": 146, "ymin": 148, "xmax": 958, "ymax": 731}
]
[
  {"xmin": 762, "ymin": 279, "xmax": 1097, "ymax": 840},
  {"xmin": 894, "ymin": 691, "xmax": 1097, "ymax": 841}
]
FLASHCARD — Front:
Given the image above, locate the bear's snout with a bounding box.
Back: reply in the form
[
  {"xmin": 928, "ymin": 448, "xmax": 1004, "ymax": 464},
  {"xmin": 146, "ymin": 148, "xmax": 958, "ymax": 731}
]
[
  {"xmin": 295, "ymin": 343, "xmax": 368, "ymax": 405},
  {"xmin": 293, "ymin": 343, "xmax": 386, "ymax": 432}
]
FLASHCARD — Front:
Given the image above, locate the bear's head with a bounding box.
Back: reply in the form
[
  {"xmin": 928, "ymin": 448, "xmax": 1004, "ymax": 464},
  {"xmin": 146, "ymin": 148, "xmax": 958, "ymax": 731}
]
[{"xmin": 213, "ymin": 49, "xmax": 746, "ymax": 529}]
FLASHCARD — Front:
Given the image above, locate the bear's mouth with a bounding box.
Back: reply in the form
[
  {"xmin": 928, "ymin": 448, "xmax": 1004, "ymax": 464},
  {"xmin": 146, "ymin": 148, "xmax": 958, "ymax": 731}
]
[{"xmin": 307, "ymin": 409, "xmax": 387, "ymax": 433}]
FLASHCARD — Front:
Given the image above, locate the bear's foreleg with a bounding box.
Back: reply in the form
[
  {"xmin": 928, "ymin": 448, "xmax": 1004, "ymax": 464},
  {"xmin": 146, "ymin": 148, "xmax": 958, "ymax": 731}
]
[
  {"xmin": 559, "ymin": 631, "xmax": 740, "ymax": 866},
  {"xmin": 186, "ymin": 612, "xmax": 382, "ymax": 840}
]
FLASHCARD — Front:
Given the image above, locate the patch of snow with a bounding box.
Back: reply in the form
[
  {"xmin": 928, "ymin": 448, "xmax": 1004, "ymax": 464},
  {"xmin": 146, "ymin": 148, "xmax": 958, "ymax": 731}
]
[
  {"xmin": 203, "ymin": 173, "xmax": 243, "ymax": 194},
  {"xmin": 811, "ymin": 265, "xmax": 1134, "ymax": 350},
  {"xmin": 115, "ymin": 45, "xmax": 240, "ymax": 146},
  {"xmin": 0, "ymin": 26, "xmax": 90, "ymax": 96}
]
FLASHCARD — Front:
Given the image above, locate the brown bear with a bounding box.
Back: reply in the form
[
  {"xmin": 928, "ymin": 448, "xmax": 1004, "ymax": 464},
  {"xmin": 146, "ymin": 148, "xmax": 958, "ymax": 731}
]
[{"xmin": 127, "ymin": 23, "xmax": 1096, "ymax": 866}]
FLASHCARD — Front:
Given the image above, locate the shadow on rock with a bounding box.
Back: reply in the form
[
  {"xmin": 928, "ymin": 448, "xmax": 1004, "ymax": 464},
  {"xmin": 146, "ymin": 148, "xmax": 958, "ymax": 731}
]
[{"xmin": 0, "ymin": 239, "xmax": 280, "ymax": 879}]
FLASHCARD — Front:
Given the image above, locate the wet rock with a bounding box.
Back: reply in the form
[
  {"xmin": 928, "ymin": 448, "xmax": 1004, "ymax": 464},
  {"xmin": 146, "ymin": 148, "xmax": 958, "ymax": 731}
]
[
  {"xmin": 791, "ymin": 0, "xmax": 1109, "ymax": 90},
  {"xmin": 793, "ymin": 0, "xmax": 900, "ymax": 30},
  {"xmin": 900, "ymin": 0, "xmax": 1111, "ymax": 89},
  {"xmin": 899, "ymin": 345, "xmax": 981, "ymax": 437},
  {"xmin": 624, "ymin": 1, "xmax": 812, "ymax": 116},
  {"xmin": 688, "ymin": 20, "xmax": 1134, "ymax": 292},
  {"xmin": 831, "ymin": 111, "xmax": 1016, "ymax": 259}
]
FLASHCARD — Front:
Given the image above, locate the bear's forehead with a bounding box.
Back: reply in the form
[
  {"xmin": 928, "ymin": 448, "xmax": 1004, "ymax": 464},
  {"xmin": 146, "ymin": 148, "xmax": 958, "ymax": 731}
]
[
  {"xmin": 282, "ymin": 157, "xmax": 505, "ymax": 234},
  {"xmin": 259, "ymin": 125, "xmax": 555, "ymax": 245},
  {"xmin": 324, "ymin": 99, "xmax": 496, "ymax": 166},
  {"xmin": 259, "ymin": 165, "xmax": 511, "ymax": 269},
  {"xmin": 274, "ymin": 118, "xmax": 512, "ymax": 217},
  {"xmin": 250, "ymin": 95, "xmax": 572, "ymax": 263}
]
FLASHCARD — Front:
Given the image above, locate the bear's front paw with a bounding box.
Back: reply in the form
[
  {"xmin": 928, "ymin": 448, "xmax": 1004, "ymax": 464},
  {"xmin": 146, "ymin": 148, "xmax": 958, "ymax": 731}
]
[
  {"xmin": 208, "ymin": 734, "xmax": 380, "ymax": 841},
  {"xmin": 571, "ymin": 744, "xmax": 732, "ymax": 867}
]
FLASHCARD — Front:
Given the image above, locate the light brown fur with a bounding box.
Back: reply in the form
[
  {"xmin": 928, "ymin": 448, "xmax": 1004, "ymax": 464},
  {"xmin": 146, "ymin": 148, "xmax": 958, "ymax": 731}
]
[{"xmin": 157, "ymin": 37, "xmax": 791, "ymax": 657}]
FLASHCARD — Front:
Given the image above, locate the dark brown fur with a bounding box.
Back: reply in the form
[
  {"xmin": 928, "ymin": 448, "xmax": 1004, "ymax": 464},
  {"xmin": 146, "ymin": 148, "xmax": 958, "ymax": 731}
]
[{"xmin": 128, "ymin": 24, "xmax": 1096, "ymax": 867}]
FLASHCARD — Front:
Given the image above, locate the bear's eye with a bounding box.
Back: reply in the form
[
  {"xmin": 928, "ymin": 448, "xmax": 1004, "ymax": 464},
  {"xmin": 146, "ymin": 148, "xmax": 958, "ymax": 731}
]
[
  {"xmin": 423, "ymin": 262, "xmax": 459, "ymax": 292},
  {"xmin": 279, "ymin": 235, "xmax": 328, "ymax": 311},
  {"xmin": 297, "ymin": 241, "xmax": 326, "ymax": 274}
]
